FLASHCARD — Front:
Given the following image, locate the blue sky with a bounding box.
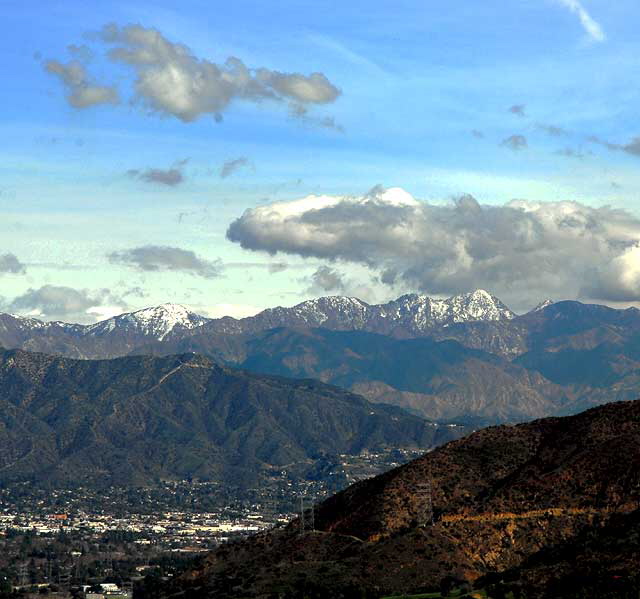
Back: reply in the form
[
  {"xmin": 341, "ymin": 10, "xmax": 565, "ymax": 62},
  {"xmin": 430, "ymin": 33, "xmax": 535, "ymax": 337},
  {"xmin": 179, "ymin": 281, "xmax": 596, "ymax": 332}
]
[{"xmin": 1, "ymin": 0, "xmax": 640, "ymax": 321}]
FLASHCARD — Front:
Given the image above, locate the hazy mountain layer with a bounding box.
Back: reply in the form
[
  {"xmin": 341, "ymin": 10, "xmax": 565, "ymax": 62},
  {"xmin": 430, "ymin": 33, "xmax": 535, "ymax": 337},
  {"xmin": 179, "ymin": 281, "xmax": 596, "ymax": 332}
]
[
  {"xmin": 3, "ymin": 295, "xmax": 640, "ymax": 426},
  {"xmin": 0, "ymin": 290, "xmax": 514, "ymax": 359}
]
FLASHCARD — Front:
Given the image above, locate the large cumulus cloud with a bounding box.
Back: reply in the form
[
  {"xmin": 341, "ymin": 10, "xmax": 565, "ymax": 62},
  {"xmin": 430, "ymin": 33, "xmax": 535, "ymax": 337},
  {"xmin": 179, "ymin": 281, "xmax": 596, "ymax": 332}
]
[{"xmin": 227, "ymin": 186, "xmax": 640, "ymax": 307}]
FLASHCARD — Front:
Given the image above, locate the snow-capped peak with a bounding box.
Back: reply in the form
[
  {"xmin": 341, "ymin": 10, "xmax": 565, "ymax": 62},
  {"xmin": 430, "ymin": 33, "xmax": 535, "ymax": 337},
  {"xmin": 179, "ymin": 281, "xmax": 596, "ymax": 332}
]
[
  {"xmin": 444, "ymin": 289, "xmax": 515, "ymax": 323},
  {"xmin": 87, "ymin": 303, "xmax": 209, "ymax": 340}
]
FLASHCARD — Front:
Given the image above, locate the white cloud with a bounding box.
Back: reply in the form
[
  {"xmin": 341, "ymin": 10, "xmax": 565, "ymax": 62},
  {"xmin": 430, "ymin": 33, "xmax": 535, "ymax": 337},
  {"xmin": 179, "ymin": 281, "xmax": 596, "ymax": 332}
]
[
  {"xmin": 73, "ymin": 23, "xmax": 341, "ymax": 123},
  {"xmin": 584, "ymin": 245, "xmax": 640, "ymax": 302},
  {"xmin": 556, "ymin": 0, "xmax": 606, "ymax": 42}
]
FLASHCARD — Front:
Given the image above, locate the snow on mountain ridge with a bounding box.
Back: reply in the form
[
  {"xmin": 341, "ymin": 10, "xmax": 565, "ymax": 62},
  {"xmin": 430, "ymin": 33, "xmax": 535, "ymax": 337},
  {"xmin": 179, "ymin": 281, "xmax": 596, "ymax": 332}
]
[
  {"xmin": 530, "ymin": 299, "xmax": 555, "ymax": 313},
  {"xmin": 255, "ymin": 296, "xmax": 370, "ymax": 328},
  {"xmin": 376, "ymin": 289, "xmax": 514, "ymax": 330}
]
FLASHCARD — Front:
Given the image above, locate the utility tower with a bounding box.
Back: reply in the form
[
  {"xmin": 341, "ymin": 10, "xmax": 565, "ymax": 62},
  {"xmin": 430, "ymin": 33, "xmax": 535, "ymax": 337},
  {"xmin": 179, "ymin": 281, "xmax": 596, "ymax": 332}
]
[
  {"xmin": 299, "ymin": 493, "xmax": 316, "ymax": 535},
  {"xmin": 416, "ymin": 473, "xmax": 435, "ymax": 527},
  {"xmin": 299, "ymin": 495, "xmax": 306, "ymax": 534},
  {"xmin": 263, "ymin": 497, "xmax": 278, "ymax": 528},
  {"xmin": 308, "ymin": 492, "xmax": 315, "ymax": 532}
]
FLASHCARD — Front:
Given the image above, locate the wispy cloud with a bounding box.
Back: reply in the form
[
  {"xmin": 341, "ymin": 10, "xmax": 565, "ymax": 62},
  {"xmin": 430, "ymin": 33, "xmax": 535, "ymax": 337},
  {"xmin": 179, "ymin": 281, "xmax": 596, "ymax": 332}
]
[
  {"xmin": 501, "ymin": 134, "xmax": 528, "ymax": 151},
  {"xmin": 288, "ymin": 102, "xmax": 345, "ymax": 132},
  {"xmin": 306, "ymin": 33, "xmax": 388, "ymax": 76},
  {"xmin": 307, "ymin": 265, "xmax": 347, "ymax": 294},
  {"xmin": 219, "ymin": 157, "xmax": 251, "ymax": 179},
  {"xmin": 555, "ymin": 0, "xmax": 606, "ymax": 42},
  {"xmin": 127, "ymin": 159, "xmax": 188, "ymax": 186},
  {"xmin": 588, "ymin": 135, "xmax": 640, "ymax": 156},
  {"xmin": 556, "ymin": 147, "xmax": 588, "ymax": 160},
  {"xmin": 536, "ymin": 123, "xmax": 568, "ymax": 137},
  {"xmin": 108, "ymin": 245, "xmax": 222, "ymax": 278}
]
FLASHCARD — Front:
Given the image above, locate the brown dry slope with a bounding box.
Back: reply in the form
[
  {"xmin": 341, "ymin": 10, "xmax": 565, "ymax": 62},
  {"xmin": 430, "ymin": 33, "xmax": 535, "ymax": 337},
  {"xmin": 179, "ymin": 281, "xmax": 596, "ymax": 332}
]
[{"xmin": 168, "ymin": 399, "xmax": 640, "ymax": 598}]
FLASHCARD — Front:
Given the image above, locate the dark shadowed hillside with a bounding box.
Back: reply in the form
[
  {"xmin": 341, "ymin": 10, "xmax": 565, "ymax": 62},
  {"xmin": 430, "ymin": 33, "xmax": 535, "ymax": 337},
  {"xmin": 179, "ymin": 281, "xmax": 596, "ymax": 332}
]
[
  {"xmin": 168, "ymin": 400, "xmax": 640, "ymax": 598},
  {"xmin": 0, "ymin": 348, "xmax": 458, "ymax": 487}
]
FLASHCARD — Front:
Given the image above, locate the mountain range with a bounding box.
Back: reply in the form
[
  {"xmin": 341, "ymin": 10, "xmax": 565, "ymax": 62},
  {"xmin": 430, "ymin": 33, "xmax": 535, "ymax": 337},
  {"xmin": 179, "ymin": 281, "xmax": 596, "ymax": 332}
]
[
  {"xmin": 0, "ymin": 290, "xmax": 515, "ymax": 359},
  {"xmin": 3, "ymin": 290, "xmax": 640, "ymax": 426},
  {"xmin": 0, "ymin": 347, "xmax": 460, "ymax": 487},
  {"xmin": 167, "ymin": 399, "xmax": 640, "ymax": 598}
]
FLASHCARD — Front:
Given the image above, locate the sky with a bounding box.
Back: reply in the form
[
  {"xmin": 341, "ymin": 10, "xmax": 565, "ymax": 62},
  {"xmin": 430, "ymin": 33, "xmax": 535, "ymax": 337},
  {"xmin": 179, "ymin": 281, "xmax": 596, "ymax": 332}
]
[{"xmin": 1, "ymin": 0, "xmax": 640, "ymax": 322}]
